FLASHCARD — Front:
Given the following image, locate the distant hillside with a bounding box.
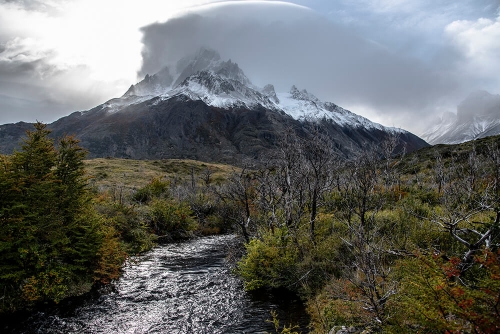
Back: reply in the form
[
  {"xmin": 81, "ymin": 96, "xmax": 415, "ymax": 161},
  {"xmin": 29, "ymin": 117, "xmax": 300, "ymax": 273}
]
[{"xmin": 400, "ymin": 133, "xmax": 500, "ymax": 176}]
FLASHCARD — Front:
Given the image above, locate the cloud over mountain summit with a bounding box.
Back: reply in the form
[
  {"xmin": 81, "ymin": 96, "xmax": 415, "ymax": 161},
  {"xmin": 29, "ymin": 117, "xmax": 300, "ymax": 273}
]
[
  {"xmin": 0, "ymin": 0, "xmax": 499, "ymax": 134},
  {"xmin": 138, "ymin": 1, "xmax": 453, "ymax": 134}
]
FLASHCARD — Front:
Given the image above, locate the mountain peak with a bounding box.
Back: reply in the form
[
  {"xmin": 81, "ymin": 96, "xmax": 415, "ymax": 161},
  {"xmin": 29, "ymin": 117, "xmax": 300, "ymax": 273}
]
[
  {"xmin": 289, "ymin": 85, "xmax": 320, "ymax": 103},
  {"xmin": 262, "ymin": 84, "xmax": 279, "ymax": 104},
  {"xmin": 213, "ymin": 60, "xmax": 250, "ymax": 86},
  {"xmin": 170, "ymin": 47, "xmax": 251, "ymax": 88},
  {"xmin": 195, "ymin": 47, "xmax": 221, "ymax": 62},
  {"xmin": 175, "ymin": 47, "xmax": 221, "ymax": 72},
  {"xmin": 464, "ymin": 90, "xmax": 492, "ymax": 100},
  {"xmin": 422, "ymin": 90, "xmax": 500, "ymax": 144},
  {"xmin": 173, "ymin": 47, "xmax": 223, "ymax": 86},
  {"xmin": 123, "ymin": 66, "xmax": 173, "ymax": 97}
]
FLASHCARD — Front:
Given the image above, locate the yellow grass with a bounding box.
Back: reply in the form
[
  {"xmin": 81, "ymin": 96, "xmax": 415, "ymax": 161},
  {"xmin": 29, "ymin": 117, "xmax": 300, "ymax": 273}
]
[{"xmin": 84, "ymin": 158, "xmax": 239, "ymax": 192}]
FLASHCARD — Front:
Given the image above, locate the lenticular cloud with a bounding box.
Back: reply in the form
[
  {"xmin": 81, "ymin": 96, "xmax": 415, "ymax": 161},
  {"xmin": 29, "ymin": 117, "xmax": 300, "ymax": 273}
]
[{"xmin": 139, "ymin": 0, "xmax": 452, "ymax": 133}]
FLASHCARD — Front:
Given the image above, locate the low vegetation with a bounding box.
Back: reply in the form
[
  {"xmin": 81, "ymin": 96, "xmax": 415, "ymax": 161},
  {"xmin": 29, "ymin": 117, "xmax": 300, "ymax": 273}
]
[
  {"xmin": 0, "ymin": 123, "xmax": 238, "ymax": 313},
  {"xmin": 233, "ymin": 132, "xmax": 500, "ymax": 333},
  {"xmin": 1, "ymin": 122, "xmax": 499, "ymax": 334}
]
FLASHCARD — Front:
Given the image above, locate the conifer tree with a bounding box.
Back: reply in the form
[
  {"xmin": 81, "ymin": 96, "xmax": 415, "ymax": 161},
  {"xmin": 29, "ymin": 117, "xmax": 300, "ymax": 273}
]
[{"xmin": 0, "ymin": 123, "xmax": 124, "ymax": 312}]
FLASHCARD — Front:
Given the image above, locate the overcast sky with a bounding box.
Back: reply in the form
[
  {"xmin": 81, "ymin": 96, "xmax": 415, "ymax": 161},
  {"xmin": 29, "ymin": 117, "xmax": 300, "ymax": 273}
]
[{"xmin": 0, "ymin": 0, "xmax": 499, "ymax": 135}]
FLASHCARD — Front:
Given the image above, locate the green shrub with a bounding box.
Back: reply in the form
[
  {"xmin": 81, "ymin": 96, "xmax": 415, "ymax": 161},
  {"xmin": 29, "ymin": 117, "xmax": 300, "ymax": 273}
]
[
  {"xmin": 95, "ymin": 201, "xmax": 155, "ymax": 254},
  {"xmin": 237, "ymin": 227, "xmax": 299, "ymax": 290},
  {"xmin": 307, "ymin": 286, "xmax": 371, "ymax": 333},
  {"xmin": 393, "ymin": 250, "xmax": 500, "ymax": 333},
  {"xmin": 147, "ymin": 199, "xmax": 196, "ymax": 238},
  {"xmin": 132, "ymin": 177, "xmax": 170, "ymax": 203}
]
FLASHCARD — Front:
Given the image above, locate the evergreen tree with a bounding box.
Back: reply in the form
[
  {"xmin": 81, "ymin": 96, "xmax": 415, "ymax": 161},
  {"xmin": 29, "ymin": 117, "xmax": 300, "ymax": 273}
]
[{"xmin": 0, "ymin": 123, "xmax": 124, "ymax": 312}]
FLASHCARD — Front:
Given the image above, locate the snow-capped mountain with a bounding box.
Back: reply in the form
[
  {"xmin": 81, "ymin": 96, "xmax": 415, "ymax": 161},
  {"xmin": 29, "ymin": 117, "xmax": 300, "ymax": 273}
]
[
  {"xmin": 112, "ymin": 47, "xmax": 406, "ymax": 133},
  {"xmin": 0, "ymin": 47, "xmax": 428, "ymax": 162},
  {"xmin": 422, "ymin": 90, "xmax": 500, "ymax": 145}
]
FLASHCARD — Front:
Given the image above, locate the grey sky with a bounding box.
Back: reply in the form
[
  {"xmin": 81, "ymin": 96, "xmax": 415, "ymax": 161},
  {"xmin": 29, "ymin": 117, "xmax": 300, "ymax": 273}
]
[{"xmin": 0, "ymin": 0, "xmax": 499, "ymax": 135}]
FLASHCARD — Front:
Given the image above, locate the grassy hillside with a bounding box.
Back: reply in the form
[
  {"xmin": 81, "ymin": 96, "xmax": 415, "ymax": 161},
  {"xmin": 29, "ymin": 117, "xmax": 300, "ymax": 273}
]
[
  {"xmin": 84, "ymin": 134, "xmax": 500, "ymax": 191},
  {"xmin": 405, "ymin": 133, "xmax": 500, "ymax": 164},
  {"xmin": 84, "ymin": 158, "xmax": 239, "ymax": 192},
  {"xmin": 83, "ymin": 134, "xmax": 500, "ymax": 191}
]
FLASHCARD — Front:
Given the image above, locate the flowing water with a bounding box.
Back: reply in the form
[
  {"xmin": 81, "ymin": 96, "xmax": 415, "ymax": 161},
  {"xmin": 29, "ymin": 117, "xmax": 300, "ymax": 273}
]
[{"xmin": 1, "ymin": 235, "xmax": 309, "ymax": 333}]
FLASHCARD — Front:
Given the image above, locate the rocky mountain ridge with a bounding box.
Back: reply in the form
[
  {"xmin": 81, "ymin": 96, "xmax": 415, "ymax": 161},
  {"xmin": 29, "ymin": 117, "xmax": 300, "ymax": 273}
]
[
  {"xmin": 422, "ymin": 90, "xmax": 500, "ymax": 144},
  {"xmin": 0, "ymin": 47, "xmax": 428, "ymax": 163},
  {"xmin": 117, "ymin": 47, "xmax": 408, "ymax": 133}
]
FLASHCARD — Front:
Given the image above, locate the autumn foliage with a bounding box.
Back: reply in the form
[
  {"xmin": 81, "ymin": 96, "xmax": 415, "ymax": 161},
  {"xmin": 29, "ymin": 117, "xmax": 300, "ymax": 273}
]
[
  {"xmin": 397, "ymin": 250, "xmax": 500, "ymax": 333},
  {"xmin": 235, "ymin": 133, "xmax": 500, "ymax": 333}
]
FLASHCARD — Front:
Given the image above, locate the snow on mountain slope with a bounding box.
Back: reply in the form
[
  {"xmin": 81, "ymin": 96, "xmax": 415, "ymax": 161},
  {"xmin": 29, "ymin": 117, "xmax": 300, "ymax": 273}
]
[
  {"xmin": 422, "ymin": 91, "xmax": 500, "ymax": 144},
  {"xmin": 421, "ymin": 112, "xmax": 456, "ymax": 144},
  {"xmin": 0, "ymin": 46, "xmax": 431, "ymax": 161},
  {"xmin": 168, "ymin": 70, "xmax": 278, "ymax": 110},
  {"xmin": 110, "ymin": 47, "xmax": 406, "ymax": 134},
  {"xmin": 276, "ymin": 86, "xmax": 394, "ymax": 131},
  {"xmin": 422, "ymin": 116, "xmax": 500, "ymax": 144}
]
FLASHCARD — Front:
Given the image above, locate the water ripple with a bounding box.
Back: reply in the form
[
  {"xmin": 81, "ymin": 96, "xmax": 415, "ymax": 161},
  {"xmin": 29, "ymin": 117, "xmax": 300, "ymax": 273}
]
[{"xmin": 2, "ymin": 235, "xmax": 309, "ymax": 334}]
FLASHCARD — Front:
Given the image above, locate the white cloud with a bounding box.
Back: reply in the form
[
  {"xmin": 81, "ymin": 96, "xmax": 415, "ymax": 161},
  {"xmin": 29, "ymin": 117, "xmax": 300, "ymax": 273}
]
[
  {"xmin": 139, "ymin": 1, "xmax": 457, "ymax": 134},
  {"xmin": 0, "ymin": 0, "xmax": 499, "ymax": 135},
  {"xmin": 0, "ymin": 0, "xmax": 213, "ymax": 123},
  {"xmin": 445, "ymin": 16, "xmax": 500, "ymax": 79}
]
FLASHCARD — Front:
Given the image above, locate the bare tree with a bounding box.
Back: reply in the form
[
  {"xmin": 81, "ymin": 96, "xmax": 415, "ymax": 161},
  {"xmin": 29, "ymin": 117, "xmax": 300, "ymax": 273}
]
[
  {"xmin": 254, "ymin": 166, "xmax": 284, "ymax": 234},
  {"xmin": 332, "ymin": 136, "xmax": 406, "ymax": 326},
  {"xmin": 427, "ymin": 145, "xmax": 500, "ymax": 274},
  {"xmin": 199, "ymin": 166, "xmax": 214, "ymax": 187},
  {"xmin": 276, "ymin": 127, "xmax": 307, "ymax": 230},
  {"xmin": 214, "ymin": 168, "xmax": 256, "ymax": 242},
  {"xmin": 381, "ymin": 132, "xmax": 405, "ymax": 194},
  {"xmin": 301, "ymin": 124, "xmax": 337, "ymax": 243},
  {"xmin": 271, "ymin": 124, "xmax": 339, "ymax": 242}
]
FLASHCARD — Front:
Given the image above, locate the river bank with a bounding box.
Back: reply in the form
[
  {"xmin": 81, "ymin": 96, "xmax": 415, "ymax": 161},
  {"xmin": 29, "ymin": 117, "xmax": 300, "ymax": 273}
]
[{"xmin": 1, "ymin": 235, "xmax": 309, "ymax": 333}]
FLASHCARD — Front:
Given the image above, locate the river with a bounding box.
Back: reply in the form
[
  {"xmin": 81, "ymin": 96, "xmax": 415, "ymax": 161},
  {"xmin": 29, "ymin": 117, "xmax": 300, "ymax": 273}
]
[{"xmin": 1, "ymin": 235, "xmax": 309, "ymax": 333}]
